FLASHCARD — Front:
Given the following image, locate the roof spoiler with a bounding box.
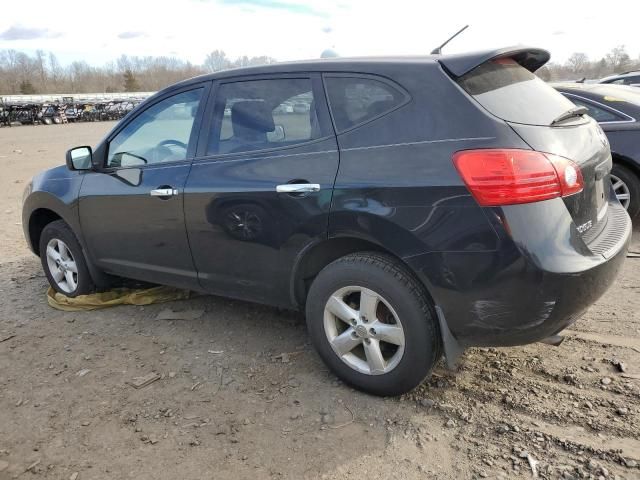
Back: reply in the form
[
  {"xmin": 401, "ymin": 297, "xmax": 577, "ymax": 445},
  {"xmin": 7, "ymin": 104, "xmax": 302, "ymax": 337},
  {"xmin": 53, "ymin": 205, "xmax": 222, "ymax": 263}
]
[{"xmin": 438, "ymin": 46, "xmax": 550, "ymax": 77}]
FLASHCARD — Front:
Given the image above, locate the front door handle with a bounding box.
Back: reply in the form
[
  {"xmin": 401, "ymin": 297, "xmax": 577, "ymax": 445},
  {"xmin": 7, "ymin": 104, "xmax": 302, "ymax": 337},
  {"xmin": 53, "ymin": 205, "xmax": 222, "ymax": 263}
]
[
  {"xmin": 276, "ymin": 183, "xmax": 321, "ymax": 194},
  {"xmin": 150, "ymin": 188, "xmax": 178, "ymax": 197}
]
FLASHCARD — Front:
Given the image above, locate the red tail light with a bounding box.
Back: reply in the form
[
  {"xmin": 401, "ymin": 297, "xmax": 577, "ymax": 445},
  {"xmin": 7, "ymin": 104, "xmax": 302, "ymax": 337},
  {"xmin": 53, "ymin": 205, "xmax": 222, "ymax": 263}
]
[{"xmin": 452, "ymin": 149, "xmax": 584, "ymax": 206}]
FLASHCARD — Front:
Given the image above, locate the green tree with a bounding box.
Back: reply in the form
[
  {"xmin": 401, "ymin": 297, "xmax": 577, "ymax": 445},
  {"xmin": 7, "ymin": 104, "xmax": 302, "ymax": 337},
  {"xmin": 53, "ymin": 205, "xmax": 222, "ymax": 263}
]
[
  {"xmin": 123, "ymin": 69, "xmax": 140, "ymax": 91},
  {"xmin": 19, "ymin": 79, "xmax": 36, "ymax": 94}
]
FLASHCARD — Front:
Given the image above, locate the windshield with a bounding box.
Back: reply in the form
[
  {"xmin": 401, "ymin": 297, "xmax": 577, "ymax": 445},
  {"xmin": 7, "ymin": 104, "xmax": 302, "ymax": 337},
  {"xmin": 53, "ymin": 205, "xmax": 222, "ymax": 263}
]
[{"xmin": 457, "ymin": 58, "xmax": 577, "ymax": 126}]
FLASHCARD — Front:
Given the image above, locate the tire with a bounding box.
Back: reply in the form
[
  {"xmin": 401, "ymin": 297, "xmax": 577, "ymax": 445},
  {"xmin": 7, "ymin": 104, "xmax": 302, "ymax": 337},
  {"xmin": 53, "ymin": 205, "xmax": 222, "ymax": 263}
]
[
  {"xmin": 39, "ymin": 220, "xmax": 95, "ymax": 297},
  {"xmin": 305, "ymin": 252, "xmax": 441, "ymax": 396},
  {"xmin": 611, "ymin": 164, "xmax": 640, "ymax": 219}
]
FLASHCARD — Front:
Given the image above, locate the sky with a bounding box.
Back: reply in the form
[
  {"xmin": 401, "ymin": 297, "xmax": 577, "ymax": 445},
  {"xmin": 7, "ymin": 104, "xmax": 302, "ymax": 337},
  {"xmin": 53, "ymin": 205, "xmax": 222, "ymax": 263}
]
[{"xmin": 1, "ymin": 0, "xmax": 639, "ymax": 66}]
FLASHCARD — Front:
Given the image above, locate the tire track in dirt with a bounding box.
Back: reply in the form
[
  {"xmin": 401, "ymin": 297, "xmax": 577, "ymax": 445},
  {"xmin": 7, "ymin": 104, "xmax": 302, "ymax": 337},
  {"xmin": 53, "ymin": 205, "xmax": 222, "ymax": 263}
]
[{"xmin": 565, "ymin": 329, "xmax": 640, "ymax": 352}]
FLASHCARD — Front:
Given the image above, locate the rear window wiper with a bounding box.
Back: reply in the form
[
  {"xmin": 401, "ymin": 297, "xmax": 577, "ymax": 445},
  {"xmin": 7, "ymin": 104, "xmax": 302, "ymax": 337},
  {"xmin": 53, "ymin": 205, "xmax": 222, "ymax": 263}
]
[{"xmin": 550, "ymin": 106, "xmax": 589, "ymax": 125}]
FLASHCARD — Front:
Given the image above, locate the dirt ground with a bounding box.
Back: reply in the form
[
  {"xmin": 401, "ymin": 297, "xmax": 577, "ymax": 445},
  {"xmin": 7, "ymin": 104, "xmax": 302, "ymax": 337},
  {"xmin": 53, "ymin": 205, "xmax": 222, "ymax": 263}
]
[{"xmin": 0, "ymin": 122, "xmax": 639, "ymax": 480}]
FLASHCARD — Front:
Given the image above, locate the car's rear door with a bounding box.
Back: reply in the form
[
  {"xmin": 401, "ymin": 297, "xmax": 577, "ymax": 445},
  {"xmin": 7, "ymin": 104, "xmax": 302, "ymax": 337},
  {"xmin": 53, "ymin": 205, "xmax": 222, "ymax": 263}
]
[
  {"xmin": 184, "ymin": 73, "xmax": 339, "ymax": 307},
  {"xmin": 78, "ymin": 83, "xmax": 210, "ymax": 289}
]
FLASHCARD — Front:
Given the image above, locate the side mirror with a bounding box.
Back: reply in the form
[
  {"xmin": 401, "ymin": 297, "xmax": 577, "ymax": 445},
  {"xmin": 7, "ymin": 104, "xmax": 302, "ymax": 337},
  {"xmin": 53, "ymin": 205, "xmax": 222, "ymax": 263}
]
[
  {"xmin": 267, "ymin": 124, "xmax": 285, "ymax": 143},
  {"xmin": 66, "ymin": 146, "xmax": 93, "ymax": 171}
]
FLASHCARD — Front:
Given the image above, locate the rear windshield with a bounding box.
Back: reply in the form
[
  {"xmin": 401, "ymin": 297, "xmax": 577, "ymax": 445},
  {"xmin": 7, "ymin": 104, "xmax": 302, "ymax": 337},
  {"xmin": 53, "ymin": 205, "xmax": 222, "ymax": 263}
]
[{"xmin": 457, "ymin": 58, "xmax": 576, "ymax": 126}]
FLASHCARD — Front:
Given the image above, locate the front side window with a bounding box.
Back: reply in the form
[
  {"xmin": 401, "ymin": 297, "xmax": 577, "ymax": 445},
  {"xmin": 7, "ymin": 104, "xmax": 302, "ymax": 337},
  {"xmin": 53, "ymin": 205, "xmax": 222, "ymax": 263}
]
[
  {"xmin": 209, "ymin": 78, "xmax": 320, "ymax": 155},
  {"xmin": 107, "ymin": 88, "xmax": 202, "ymax": 168},
  {"xmin": 324, "ymin": 76, "xmax": 406, "ymax": 132}
]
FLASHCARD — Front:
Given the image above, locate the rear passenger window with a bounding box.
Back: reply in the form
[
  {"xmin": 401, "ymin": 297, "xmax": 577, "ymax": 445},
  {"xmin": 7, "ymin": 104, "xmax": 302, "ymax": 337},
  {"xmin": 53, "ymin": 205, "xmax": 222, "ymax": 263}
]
[
  {"xmin": 209, "ymin": 78, "xmax": 320, "ymax": 155},
  {"xmin": 324, "ymin": 76, "xmax": 406, "ymax": 132}
]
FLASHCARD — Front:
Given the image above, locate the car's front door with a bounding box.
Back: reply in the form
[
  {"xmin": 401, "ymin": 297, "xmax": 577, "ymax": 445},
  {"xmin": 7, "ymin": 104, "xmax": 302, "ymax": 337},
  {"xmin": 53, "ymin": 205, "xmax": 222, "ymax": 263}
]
[
  {"xmin": 184, "ymin": 74, "xmax": 339, "ymax": 306},
  {"xmin": 79, "ymin": 84, "xmax": 209, "ymax": 289}
]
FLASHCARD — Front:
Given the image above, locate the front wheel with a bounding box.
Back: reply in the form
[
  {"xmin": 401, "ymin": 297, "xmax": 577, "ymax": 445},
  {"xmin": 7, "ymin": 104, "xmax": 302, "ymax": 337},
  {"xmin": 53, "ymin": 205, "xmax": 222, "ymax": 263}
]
[
  {"xmin": 39, "ymin": 220, "xmax": 95, "ymax": 297},
  {"xmin": 305, "ymin": 252, "xmax": 441, "ymax": 396}
]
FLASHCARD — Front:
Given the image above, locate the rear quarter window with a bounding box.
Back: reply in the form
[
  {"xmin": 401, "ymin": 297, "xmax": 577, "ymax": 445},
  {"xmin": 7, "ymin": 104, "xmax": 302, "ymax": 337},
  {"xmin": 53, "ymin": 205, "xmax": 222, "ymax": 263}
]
[
  {"xmin": 564, "ymin": 97, "xmax": 625, "ymax": 122},
  {"xmin": 324, "ymin": 76, "xmax": 407, "ymax": 132},
  {"xmin": 457, "ymin": 58, "xmax": 575, "ymax": 126}
]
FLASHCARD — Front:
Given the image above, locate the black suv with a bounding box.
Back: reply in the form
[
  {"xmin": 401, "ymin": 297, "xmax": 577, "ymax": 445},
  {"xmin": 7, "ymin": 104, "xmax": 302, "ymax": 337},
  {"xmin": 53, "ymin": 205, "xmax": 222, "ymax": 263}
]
[{"xmin": 23, "ymin": 47, "xmax": 631, "ymax": 396}]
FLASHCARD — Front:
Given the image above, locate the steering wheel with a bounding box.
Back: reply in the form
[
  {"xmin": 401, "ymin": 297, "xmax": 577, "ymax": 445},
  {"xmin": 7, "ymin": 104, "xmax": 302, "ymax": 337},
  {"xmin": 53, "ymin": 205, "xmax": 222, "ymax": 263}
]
[
  {"xmin": 149, "ymin": 139, "xmax": 188, "ymax": 164},
  {"xmin": 157, "ymin": 139, "xmax": 188, "ymax": 150}
]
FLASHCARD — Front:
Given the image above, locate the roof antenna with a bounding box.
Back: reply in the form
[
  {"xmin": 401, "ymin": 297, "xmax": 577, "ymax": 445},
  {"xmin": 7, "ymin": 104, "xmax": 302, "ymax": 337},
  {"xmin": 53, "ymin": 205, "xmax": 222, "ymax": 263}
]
[{"xmin": 430, "ymin": 25, "xmax": 469, "ymax": 55}]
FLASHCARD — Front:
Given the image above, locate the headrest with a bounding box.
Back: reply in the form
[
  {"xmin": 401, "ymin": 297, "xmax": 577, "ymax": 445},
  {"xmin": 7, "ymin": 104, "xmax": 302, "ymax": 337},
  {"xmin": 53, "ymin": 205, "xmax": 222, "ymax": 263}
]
[{"xmin": 231, "ymin": 101, "xmax": 275, "ymax": 139}]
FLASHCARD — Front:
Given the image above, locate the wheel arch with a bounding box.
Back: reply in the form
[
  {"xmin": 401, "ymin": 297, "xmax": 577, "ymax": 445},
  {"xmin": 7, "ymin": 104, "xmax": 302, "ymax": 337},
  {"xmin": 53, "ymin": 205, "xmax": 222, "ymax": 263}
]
[
  {"xmin": 290, "ymin": 236, "xmax": 438, "ymax": 310},
  {"xmin": 28, "ymin": 208, "xmax": 63, "ymax": 256},
  {"xmin": 295, "ymin": 237, "xmax": 456, "ymax": 373},
  {"xmin": 22, "ymin": 188, "xmax": 84, "ymax": 257},
  {"xmin": 611, "ymin": 151, "xmax": 640, "ymax": 177},
  {"xmin": 26, "ymin": 204, "xmax": 111, "ymax": 288}
]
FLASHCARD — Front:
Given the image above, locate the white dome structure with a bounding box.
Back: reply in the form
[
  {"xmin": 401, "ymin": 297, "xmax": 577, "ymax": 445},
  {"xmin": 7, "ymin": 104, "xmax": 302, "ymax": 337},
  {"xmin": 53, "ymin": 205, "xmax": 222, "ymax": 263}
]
[{"xmin": 320, "ymin": 49, "xmax": 339, "ymax": 59}]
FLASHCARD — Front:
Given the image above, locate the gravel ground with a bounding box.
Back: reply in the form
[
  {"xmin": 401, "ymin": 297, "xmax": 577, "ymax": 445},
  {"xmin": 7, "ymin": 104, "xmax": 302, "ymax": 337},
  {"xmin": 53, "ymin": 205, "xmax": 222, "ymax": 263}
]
[{"xmin": 0, "ymin": 122, "xmax": 639, "ymax": 480}]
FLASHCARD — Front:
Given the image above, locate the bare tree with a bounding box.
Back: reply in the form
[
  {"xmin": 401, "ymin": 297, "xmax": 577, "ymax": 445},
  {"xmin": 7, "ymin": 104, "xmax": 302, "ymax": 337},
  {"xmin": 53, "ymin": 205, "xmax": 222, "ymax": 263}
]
[
  {"xmin": 605, "ymin": 45, "xmax": 631, "ymax": 72},
  {"xmin": 539, "ymin": 46, "xmax": 640, "ymax": 81},
  {"xmin": 35, "ymin": 50, "xmax": 47, "ymax": 91},
  {"xmin": 567, "ymin": 52, "xmax": 588, "ymax": 74},
  {"xmin": 204, "ymin": 50, "xmax": 231, "ymax": 72},
  {"xmin": 536, "ymin": 66, "xmax": 551, "ymax": 81},
  {"xmin": 0, "ymin": 48, "xmax": 283, "ymax": 94},
  {"xmin": 48, "ymin": 52, "xmax": 63, "ymax": 91},
  {"xmin": 10, "ymin": 46, "xmax": 638, "ymax": 94}
]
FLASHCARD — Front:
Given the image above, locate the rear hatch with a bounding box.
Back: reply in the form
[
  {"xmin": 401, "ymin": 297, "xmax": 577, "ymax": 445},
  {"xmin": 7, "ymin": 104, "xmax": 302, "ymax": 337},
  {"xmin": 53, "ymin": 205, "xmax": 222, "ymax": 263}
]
[{"xmin": 452, "ymin": 56, "xmax": 612, "ymax": 240}]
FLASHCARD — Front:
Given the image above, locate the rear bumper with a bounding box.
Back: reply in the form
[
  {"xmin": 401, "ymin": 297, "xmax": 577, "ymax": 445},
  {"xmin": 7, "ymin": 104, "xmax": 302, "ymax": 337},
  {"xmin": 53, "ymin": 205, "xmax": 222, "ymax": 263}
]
[{"xmin": 405, "ymin": 197, "xmax": 632, "ymax": 347}]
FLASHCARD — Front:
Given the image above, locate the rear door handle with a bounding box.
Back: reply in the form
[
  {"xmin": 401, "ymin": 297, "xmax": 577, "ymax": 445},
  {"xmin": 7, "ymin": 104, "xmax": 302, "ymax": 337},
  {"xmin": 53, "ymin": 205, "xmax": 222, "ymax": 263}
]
[
  {"xmin": 150, "ymin": 188, "xmax": 178, "ymax": 197},
  {"xmin": 276, "ymin": 183, "xmax": 321, "ymax": 194}
]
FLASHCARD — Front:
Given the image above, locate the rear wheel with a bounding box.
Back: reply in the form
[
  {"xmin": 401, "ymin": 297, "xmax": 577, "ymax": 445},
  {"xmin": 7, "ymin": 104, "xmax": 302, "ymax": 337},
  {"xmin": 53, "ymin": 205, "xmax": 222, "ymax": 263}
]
[
  {"xmin": 305, "ymin": 252, "xmax": 441, "ymax": 396},
  {"xmin": 611, "ymin": 164, "xmax": 640, "ymax": 219},
  {"xmin": 39, "ymin": 220, "xmax": 95, "ymax": 297}
]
